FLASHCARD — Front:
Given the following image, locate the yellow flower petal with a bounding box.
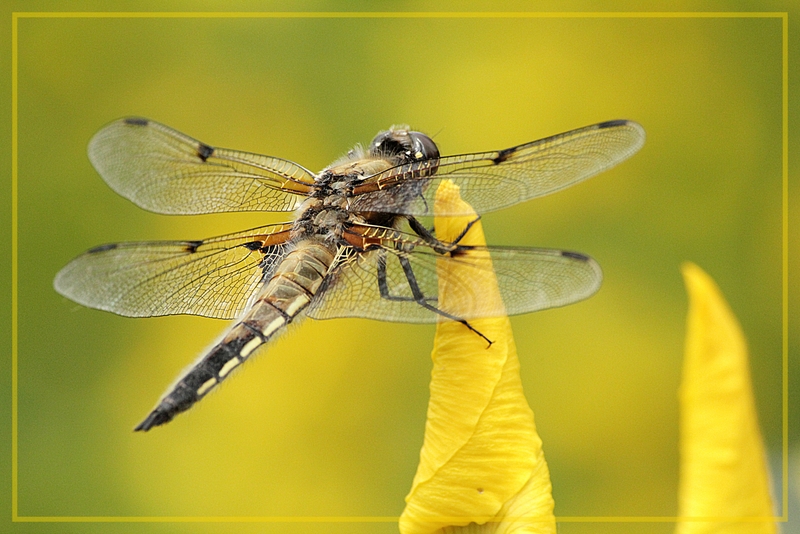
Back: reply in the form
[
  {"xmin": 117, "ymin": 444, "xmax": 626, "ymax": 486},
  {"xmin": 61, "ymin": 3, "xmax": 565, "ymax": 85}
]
[
  {"xmin": 676, "ymin": 262, "xmax": 776, "ymax": 533},
  {"xmin": 400, "ymin": 181, "xmax": 555, "ymax": 534}
]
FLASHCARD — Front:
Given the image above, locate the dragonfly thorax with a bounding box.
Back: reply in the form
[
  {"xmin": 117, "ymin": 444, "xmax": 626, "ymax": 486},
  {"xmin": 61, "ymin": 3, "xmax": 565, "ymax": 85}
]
[
  {"xmin": 292, "ymin": 192, "xmax": 360, "ymax": 245},
  {"xmin": 311, "ymin": 208, "xmax": 348, "ymax": 231}
]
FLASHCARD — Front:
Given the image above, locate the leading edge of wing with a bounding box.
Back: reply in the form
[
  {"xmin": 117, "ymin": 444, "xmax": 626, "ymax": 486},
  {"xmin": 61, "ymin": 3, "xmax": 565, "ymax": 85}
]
[
  {"xmin": 87, "ymin": 117, "xmax": 316, "ymax": 215},
  {"xmin": 352, "ymin": 120, "xmax": 645, "ymax": 216}
]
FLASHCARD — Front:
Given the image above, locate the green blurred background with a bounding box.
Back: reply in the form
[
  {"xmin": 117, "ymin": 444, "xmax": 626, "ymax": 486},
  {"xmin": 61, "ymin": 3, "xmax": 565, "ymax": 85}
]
[{"xmin": 3, "ymin": 1, "xmax": 798, "ymax": 533}]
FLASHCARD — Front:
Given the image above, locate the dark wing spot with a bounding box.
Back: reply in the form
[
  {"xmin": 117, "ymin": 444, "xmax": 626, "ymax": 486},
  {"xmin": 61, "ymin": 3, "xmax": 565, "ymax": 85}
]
[
  {"xmin": 561, "ymin": 251, "xmax": 590, "ymax": 261},
  {"xmin": 197, "ymin": 142, "xmax": 214, "ymax": 162},
  {"xmin": 88, "ymin": 243, "xmax": 118, "ymax": 253},
  {"xmin": 123, "ymin": 117, "xmax": 149, "ymax": 126},
  {"xmin": 492, "ymin": 146, "xmax": 516, "ymax": 165},
  {"xmin": 597, "ymin": 119, "xmax": 629, "ymax": 129},
  {"xmin": 184, "ymin": 240, "xmax": 203, "ymax": 253},
  {"xmin": 241, "ymin": 241, "xmax": 262, "ymax": 251}
]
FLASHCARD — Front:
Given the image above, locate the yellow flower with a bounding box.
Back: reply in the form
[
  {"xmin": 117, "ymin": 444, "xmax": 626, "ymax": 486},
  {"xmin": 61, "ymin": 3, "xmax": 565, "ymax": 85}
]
[
  {"xmin": 676, "ymin": 263, "xmax": 776, "ymax": 533},
  {"xmin": 396, "ymin": 184, "xmax": 775, "ymax": 533},
  {"xmin": 400, "ymin": 181, "xmax": 555, "ymax": 534}
]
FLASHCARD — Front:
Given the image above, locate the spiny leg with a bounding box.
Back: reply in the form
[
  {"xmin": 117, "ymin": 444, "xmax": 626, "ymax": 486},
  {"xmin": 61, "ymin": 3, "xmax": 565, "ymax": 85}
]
[
  {"xmin": 406, "ymin": 214, "xmax": 482, "ymax": 249},
  {"xmin": 401, "ymin": 217, "xmax": 492, "ymax": 346},
  {"xmin": 376, "ymin": 247, "xmax": 436, "ymax": 304},
  {"xmin": 448, "ymin": 215, "xmax": 482, "ymax": 245},
  {"xmin": 373, "ymin": 234, "xmax": 492, "ymax": 346},
  {"xmin": 396, "ymin": 253, "xmax": 492, "ymax": 347}
]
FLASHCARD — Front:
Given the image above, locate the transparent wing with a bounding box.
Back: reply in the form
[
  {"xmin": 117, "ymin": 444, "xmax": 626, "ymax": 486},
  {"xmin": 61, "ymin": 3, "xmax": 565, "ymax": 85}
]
[
  {"xmin": 306, "ymin": 233, "xmax": 602, "ymax": 323},
  {"xmin": 88, "ymin": 118, "xmax": 315, "ymax": 214},
  {"xmin": 351, "ymin": 120, "xmax": 645, "ymax": 216},
  {"xmin": 54, "ymin": 223, "xmax": 294, "ymax": 319}
]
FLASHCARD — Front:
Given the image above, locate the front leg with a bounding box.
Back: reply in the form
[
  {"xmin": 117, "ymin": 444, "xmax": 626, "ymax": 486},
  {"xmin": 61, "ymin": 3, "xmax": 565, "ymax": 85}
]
[
  {"xmin": 395, "ymin": 251, "xmax": 492, "ymax": 347},
  {"xmin": 407, "ymin": 215, "xmax": 482, "ymax": 249},
  {"xmin": 375, "ymin": 247, "xmax": 435, "ymax": 304}
]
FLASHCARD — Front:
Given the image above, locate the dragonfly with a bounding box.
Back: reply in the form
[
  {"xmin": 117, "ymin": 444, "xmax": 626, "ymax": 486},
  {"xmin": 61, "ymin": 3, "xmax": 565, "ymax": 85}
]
[{"xmin": 54, "ymin": 118, "xmax": 645, "ymax": 431}]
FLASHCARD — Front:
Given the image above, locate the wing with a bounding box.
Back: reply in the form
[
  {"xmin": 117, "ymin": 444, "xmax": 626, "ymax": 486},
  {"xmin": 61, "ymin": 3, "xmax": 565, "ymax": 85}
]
[
  {"xmin": 54, "ymin": 223, "xmax": 294, "ymax": 320},
  {"xmin": 350, "ymin": 120, "xmax": 645, "ymax": 216},
  {"xmin": 88, "ymin": 118, "xmax": 315, "ymax": 214},
  {"xmin": 306, "ymin": 228, "xmax": 602, "ymax": 323}
]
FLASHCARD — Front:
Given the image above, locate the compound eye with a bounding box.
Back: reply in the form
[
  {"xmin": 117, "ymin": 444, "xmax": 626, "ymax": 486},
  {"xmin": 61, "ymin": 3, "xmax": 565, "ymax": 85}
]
[
  {"xmin": 370, "ymin": 130, "xmax": 407, "ymax": 158},
  {"xmin": 369, "ymin": 129, "xmax": 439, "ymax": 165},
  {"xmin": 408, "ymin": 131, "xmax": 439, "ymax": 161}
]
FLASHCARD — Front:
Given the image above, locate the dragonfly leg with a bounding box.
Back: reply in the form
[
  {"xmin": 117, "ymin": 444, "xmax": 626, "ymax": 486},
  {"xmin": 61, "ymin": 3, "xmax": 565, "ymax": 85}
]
[
  {"xmin": 407, "ymin": 215, "xmax": 482, "ymax": 248},
  {"xmin": 448, "ymin": 215, "xmax": 482, "ymax": 245},
  {"xmin": 374, "ymin": 231, "xmax": 492, "ymax": 346},
  {"xmin": 397, "ymin": 254, "xmax": 492, "ymax": 347},
  {"xmin": 376, "ymin": 248, "xmax": 435, "ymax": 304},
  {"xmin": 406, "ymin": 216, "xmax": 439, "ymax": 246}
]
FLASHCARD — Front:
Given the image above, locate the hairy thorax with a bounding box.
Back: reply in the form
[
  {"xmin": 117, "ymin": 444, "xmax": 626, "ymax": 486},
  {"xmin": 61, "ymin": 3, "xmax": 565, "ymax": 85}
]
[{"xmin": 291, "ymin": 155, "xmax": 398, "ymax": 244}]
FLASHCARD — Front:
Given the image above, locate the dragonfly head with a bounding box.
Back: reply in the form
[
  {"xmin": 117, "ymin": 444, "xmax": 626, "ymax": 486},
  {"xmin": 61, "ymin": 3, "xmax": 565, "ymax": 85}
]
[{"xmin": 369, "ymin": 127, "xmax": 439, "ymax": 165}]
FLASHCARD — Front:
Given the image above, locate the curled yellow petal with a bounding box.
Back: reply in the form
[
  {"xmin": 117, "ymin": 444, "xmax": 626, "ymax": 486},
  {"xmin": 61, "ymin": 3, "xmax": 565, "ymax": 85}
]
[
  {"xmin": 400, "ymin": 181, "xmax": 555, "ymax": 534},
  {"xmin": 677, "ymin": 262, "xmax": 776, "ymax": 533}
]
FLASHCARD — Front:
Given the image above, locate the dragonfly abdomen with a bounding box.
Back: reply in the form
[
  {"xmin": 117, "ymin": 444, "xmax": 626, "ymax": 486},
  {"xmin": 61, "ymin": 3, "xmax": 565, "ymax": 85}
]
[
  {"xmin": 257, "ymin": 239, "xmax": 336, "ymax": 315},
  {"xmin": 134, "ymin": 239, "xmax": 337, "ymax": 431},
  {"xmin": 133, "ymin": 320, "xmax": 265, "ymax": 431}
]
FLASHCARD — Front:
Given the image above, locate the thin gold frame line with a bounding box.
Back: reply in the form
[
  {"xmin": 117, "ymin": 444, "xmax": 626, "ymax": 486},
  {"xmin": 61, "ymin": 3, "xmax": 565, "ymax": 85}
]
[
  {"xmin": 11, "ymin": 11, "xmax": 788, "ymax": 18},
  {"xmin": 11, "ymin": 514, "xmax": 786, "ymax": 523},
  {"xmin": 10, "ymin": 9, "xmax": 790, "ymax": 524},
  {"xmin": 10, "ymin": 10, "xmax": 20, "ymax": 525},
  {"xmin": 780, "ymin": 10, "xmax": 789, "ymax": 523}
]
